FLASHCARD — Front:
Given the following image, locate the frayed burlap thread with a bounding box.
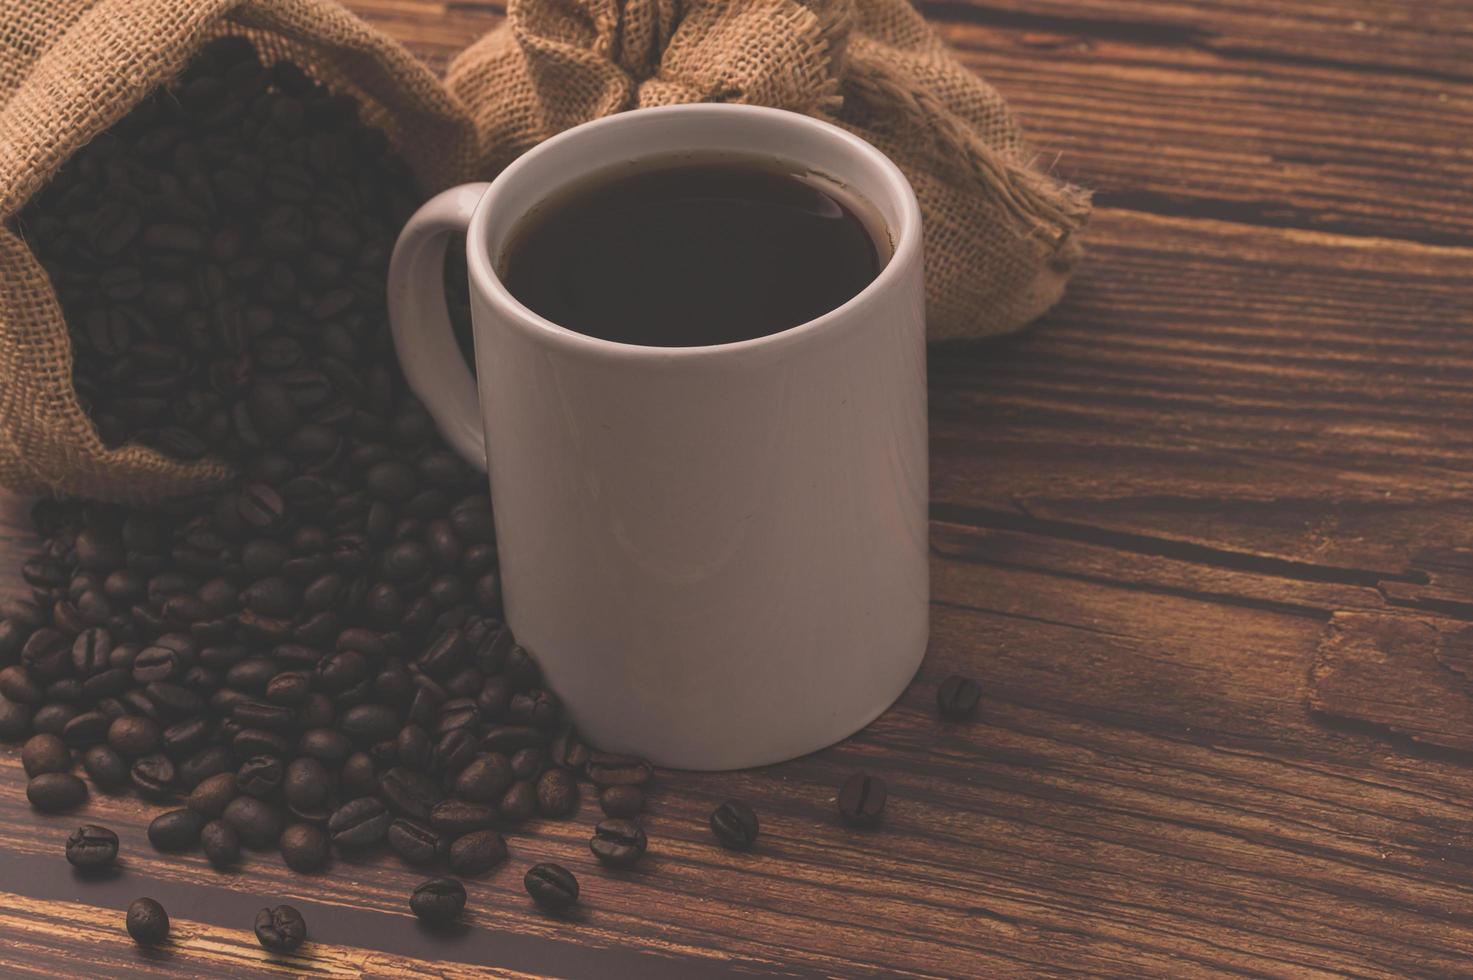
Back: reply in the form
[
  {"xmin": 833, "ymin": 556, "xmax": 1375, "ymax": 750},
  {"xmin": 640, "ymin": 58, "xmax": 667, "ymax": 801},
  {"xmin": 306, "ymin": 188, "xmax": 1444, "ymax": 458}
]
[
  {"xmin": 447, "ymin": 0, "xmax": 1091, "ymax": 343},
  {"xmin": 0, "ymin": 0, "xmax": 476, "ymax": 501}
]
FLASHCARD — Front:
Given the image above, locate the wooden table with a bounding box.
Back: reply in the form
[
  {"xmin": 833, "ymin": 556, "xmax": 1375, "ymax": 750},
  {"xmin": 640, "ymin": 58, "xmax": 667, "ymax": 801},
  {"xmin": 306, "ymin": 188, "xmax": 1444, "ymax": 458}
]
[{"xmin": 4, "ymin": 1, "xmax": 1473, "ymax": 975}]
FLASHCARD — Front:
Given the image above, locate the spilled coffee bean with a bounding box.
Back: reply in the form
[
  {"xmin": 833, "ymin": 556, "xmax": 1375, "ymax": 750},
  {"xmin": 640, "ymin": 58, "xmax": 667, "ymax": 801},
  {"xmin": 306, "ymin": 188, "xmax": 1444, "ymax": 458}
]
[
  {"xmin": 590, "ymin": 818, "xmax": 647, "ymax": 868},
  {"xmin": 66, "ymin": 824, "xmax": 119, "ymax": 868},
  {"xmin": 255, "ymin": 904, "xmax": 307, "ymax": 953},
  {"xmin": 710, "ymin": 800, "xmax": 760, "ymax": 851},
  {"xmin": 525, "ymin": 863, "xmax": 579, "ymax": 912},
  {"xmin": 410, "ymin": 877, "xmax": 467, "ymax": 923},
  {"xmin": 126, "ymin": 897, "xmax": 169, "ymax": 945}
]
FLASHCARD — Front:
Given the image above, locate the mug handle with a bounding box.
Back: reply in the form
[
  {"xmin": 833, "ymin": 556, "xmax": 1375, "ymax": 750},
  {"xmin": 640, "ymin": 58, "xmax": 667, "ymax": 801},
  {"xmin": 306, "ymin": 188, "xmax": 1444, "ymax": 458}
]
[{"xmin": 387, "ymin": 182, "xmax": 493, "ymax": 470}]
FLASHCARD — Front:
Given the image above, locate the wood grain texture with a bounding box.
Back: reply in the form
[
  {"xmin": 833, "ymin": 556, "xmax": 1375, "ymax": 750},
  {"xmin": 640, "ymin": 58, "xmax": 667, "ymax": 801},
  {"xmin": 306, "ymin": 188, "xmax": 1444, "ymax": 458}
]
[{"xmin": 2, "ymin": 0, "xmax": 1472, "ymax": 976}]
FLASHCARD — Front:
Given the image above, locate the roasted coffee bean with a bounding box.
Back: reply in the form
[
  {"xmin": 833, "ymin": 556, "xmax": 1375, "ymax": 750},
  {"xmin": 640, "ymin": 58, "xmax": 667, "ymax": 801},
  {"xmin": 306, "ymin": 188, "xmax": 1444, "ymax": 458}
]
[
  {"xmin": 238, "ymin": 755, "xmax": 285, "ymax": 797},
  {"xmin": 507, "ymin": 689, "xmax": 560, "ymax": 729},
  {"xmin": 586, "ymin": 752, "xmax": 652, "ymax": 788},
  {"xmin": 937, "ymin": 674, "xmax": 981, "ymax": 720},
  {"xmin": 149, "ymin": 808, "xmax": 207, "ymax": 852},
  {"xmin": 447, "ymin": 829, "xmax": 507, "ymax": 876},
  {"xmin": 0, "ymin": 698, "xmax": 33, "ymax": 740},
  {"xmin": 298, "ymin": 727, "xmax": 352, "ymax": 766},
  {"xmin": 448, "ymin": 749, "xmax": 512, "ymax": 804},
  {"xmin": 837, "ymin": 772, "xmax": 887, "ymax": 827},
  {"xmin": 509, "ymin": 746, "xmax": 545, "ymax": 782},
  {"xmin": 72, "ymin": 628, "xmax": 113, "ymax": 675},
  {"xmin": 107, "ymin": 715, "xmax": 162, "ymax": 757},
  {"xmin": 126, "ymin": 897, "xmax": 170, "ymax": 945},
  {"xmin": 28, "ymin": 772, "xmax": 88, "ymax": 811},
  {"xmin": 280, "ymin": 822, "xmax": 330, "ymax": 872},
  {"xmin": 63, "ymin": 710, "xmax": 112, "ymax": 747},
  {"xmin": 201, "ymin": 819, "xmax": 242, "ymax": 867},
  {"xmin": 282, "ymin": 756, "xmax": 332, "ymax": 813},
  {"xmin": 396, "ymin": 723, "xmax": 432, "ymax": 772},
  {"xmin": 0, "ymin": 666, "xmax": 43, "ymax": 705},
  {"xmin": 223, "ymin": 796, "xmax": 284, "ymax": 850},
  {"xmin": 525, "ymin": 863, "xmax": 578, "ymax": 912},
  {"xmin": 22, "ymin": 733, "xmax": 71, "ymax": 777},
  {"xmin": 340, "ymin": 751, "xmax": 379, "ymax": 799},
  {"xmin": 83, "ymin": 744, "xmax": 130, "ymax": 790},
  {"xmin": 340, "ymin": 703, "xmax": 398, "ymax": 743},
  {"xmin": 498, "ymin": 780, "xmax": 536, "ymax": 824},
  {"xmin": 590, "ymin": 818, "xmax": 647, "ymax": 868},
  {"xmin": 161, "ymin": 717, "xmax": 209, "ymax": 756},
  {"xmin": 549, "ymin": 730, "xmax": 590, "ymax": 774},
  {"xmin": 66, "ymin": 824, "xmax": 120, "ymax": 868},
  {"xmin": 432, "ymin": 729, "xmax": 478, "ymax": 775},
  {"xmin": 233, "ymin": 699, "xmax": 296, "ymax": 733},
  {"xmin": 328, "ymin": 796, "xmax": 391, "ymax": 849},
  {"xmin": 710, "ymin": 800, "xmax": 759, "ymax": 851},
  {"xmin": 31, "ymin": 702, "xmax": 78, "ymax": 736},
  {"xmin": 429, "ymin": 799, "xmax": 497, "ymax": 836},
  {"xmin": 238, "ymin": 484, "xmax": 286, "ymax": 531},
  {"xmin": 131, "ymin": 753, "xmax": 177, "ymax": 798},
  {"xmin": 254, "ymin": 905, "xmax": 307, "ymax": 953},
  {"xmin": 179, "ymin": 744, "xmax": 233, "ymax": 788},
  {"xmin": 536, "ymin": 768, "xmax": 578, "ymax": 818},
  {"xmin": 481, "ymin": 725, "xmax": 546, "ymax": 755},
  {"xmin": 187, "ymin": 772, "xmax": 238, "ymax": 818},
  {"xmin": 387, "ymin": 818, "xmax": 439, "ymax": 866},
  {"xmin": 410, "ymin": 877, "xmax": 466, "ymax": 923},
  {"xmin": 599, "ymin": 784, "xmax": 644, "ymax": 819},
  {"xmin": 242, "ymin": 577, "xmax": 297, "ymax": 618}
]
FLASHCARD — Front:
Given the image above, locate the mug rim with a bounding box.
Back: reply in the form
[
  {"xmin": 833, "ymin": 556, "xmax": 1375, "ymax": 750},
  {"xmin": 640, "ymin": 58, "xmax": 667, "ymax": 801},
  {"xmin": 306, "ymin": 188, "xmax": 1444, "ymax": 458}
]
[{"xmin": 465, "ymin": 103, "xmax": 923, "ymax": 360}]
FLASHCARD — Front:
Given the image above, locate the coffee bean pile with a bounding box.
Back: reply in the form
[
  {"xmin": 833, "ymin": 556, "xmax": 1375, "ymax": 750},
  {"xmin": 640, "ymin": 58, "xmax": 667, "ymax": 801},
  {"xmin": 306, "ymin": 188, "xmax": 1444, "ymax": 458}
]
[{"xmin": 0, "ymin": 35, "xmax": 654, "ymax": 883}]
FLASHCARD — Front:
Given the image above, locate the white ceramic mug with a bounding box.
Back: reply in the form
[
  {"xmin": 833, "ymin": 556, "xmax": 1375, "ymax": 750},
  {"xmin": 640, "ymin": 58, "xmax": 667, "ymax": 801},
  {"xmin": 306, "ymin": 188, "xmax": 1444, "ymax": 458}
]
[{"xmin": 388, "ymin": 104, "xmax": 928, "ymax": 770}]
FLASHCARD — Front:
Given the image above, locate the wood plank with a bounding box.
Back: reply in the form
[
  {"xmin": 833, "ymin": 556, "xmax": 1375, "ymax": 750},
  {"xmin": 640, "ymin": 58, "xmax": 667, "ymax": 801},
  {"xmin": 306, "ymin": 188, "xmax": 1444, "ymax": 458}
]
[
  {"xmin": 930, "ymin": 17, "xmax": 1473, "ymax": 245},
  {"xmin": 920, "ymin": 0, "xmax": 1473, "ymax": 83},
  {"xmin": 931, "ymin": 207, "xmax": 1473, "ymax": 575}
]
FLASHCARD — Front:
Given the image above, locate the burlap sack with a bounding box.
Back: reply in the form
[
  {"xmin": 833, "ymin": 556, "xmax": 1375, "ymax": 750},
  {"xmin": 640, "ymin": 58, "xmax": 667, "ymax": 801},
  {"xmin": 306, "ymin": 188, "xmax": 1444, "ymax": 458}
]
[
  {"xmin": 0, "ymin": 0, "xmax": 476, "ymax": 501},
  {"xmin": 447, "ymin": 0, "xmax": 1091, "ymax": 343}
]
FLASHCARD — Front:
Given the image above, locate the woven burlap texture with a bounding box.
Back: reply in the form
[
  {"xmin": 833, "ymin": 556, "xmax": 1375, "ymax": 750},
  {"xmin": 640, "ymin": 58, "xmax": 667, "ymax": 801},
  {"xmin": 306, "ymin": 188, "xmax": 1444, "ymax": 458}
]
[
  {"xmin": 447, "ymin": 0, "xmax": 1092, "ymax": 343},
  {"xmin": 0, "ymin": 0, "xmax": 476, "ymax": 501}
]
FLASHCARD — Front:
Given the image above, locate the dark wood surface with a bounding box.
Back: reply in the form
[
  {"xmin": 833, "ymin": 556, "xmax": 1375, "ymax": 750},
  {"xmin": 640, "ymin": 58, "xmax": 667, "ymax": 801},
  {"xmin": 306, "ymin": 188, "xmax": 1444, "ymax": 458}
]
[{"xmin": 3, "ymin": 1, "xmax": 1473, "ymax": 976}]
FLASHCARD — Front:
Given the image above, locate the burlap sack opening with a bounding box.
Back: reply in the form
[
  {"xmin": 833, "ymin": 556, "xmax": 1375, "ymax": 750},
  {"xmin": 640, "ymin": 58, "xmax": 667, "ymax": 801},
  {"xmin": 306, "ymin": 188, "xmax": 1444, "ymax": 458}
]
[
  {"xmin": 447, "ymin": 0, "xmax": 1092, "ymax": 344},
  {"xmin": 0, "ymin": 0, "xmax": 476, "ymax": 502}
]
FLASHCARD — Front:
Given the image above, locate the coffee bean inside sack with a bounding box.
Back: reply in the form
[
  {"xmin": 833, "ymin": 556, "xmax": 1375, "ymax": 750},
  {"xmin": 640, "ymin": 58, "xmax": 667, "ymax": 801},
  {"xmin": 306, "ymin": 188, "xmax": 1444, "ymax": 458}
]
[{"xmin": 0, "ymin": 35, "xmax": 652, "ymax": 887}]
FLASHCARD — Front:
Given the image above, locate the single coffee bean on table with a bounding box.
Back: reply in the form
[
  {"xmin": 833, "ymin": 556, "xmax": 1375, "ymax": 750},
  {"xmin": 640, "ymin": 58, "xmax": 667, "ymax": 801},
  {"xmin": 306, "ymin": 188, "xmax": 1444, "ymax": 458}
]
[
  {"xmin": 126, "ymin": 897, "xmax": 169, "ymax": 946},
  {"xmin": 66, "ymin": 824, "xmax": 119, "ymax": 868},
  {"xmin": 590, "ymin": 818, "xmax": 648, "ymax": 868},
  {"xmin": 255, "ymin": 904, "xmax": 308, "ymax": 953},
  {"xmin": 710, "ymin": 800, "xmax": 760, "ymax": 851},
  {"xmin": 838, "ymin": 773, "xmax": 888, "ymax": 827},
  {"xmin": 525, "ymin": 863, "xmax": 579, "ymax": 913},
  {"xmin": 937, "ymin": 675, "xmax": 982, "ymax": 720},
  {"xmin": 410, "ymin": 877, "xmax": 467, "ymax": 924}
]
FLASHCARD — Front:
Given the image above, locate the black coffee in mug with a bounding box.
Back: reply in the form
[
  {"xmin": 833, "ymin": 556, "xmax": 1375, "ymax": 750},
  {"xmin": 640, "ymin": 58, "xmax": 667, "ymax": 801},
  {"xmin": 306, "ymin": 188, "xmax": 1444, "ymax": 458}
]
[{"xmin": 499, "ymin": 156, "xmax": 892, "ymax": 347}]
